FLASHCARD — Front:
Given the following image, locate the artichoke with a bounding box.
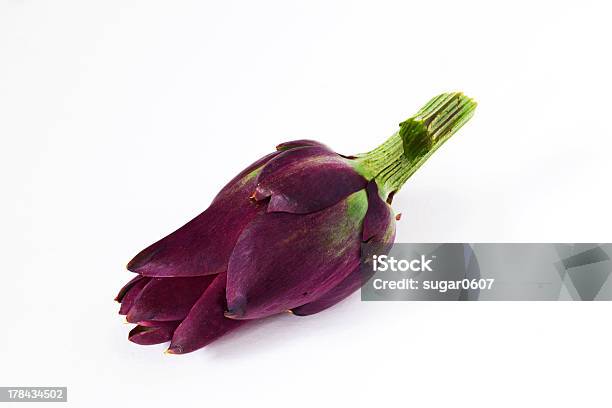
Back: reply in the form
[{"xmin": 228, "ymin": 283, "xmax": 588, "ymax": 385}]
[{"xmin": 116, "ymin": 92, "xmax": 477, "ymax": 354}]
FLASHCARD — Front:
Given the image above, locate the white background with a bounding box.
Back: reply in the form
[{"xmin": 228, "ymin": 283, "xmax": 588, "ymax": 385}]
[{"xmin": 1, "ymin": 1, "xmax": 611, "ymax": 407}]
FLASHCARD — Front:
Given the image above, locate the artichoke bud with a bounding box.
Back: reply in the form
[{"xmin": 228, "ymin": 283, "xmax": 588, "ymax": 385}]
[{"xmin": 116, "ymin": 92, "xmax": 477, "ymax": 354}]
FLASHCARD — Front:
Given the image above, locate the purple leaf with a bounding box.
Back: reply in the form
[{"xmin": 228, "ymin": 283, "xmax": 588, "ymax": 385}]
[
  {"xmin": 129, "ymin": 321, "xmax": 180, "ymax": 345},
  {"xmin": 118, "ymin": 277, "xmax": 150, "ymax": 316},
  {"xmin": 290, "ymin": 264, "xmax": 363, "ymax": 316},
  {"xmin": 275, "ymin": 139, "xmax": 329, "ymax": 151},
  {"xmin": 115, "ymin": 274, "xmax": 147, "ymax": 302},
  {"xmin": 126, "ymin": 275, "xmax": 216, "ymax": 323},
  {"xmin": 293, "ymin": 183, "xmax": 396, "ymax": 316},
  {"xmin": 253, "ymin": 146, "xmax": 366, "ymax": 214},
  {"xmin": 226, "ymin": 190, "xmax": 368, "ymax": 319},
  {"xmin": 126, "ymin": 154, "xmax": 276, "ymax": 277},
  {"xmin": 168, "ymin": 272, "xmax": 245, "ymax": 354},
  {"xmin": 362, "ymin": 181, "xmax": 393, "ymax": 242}
]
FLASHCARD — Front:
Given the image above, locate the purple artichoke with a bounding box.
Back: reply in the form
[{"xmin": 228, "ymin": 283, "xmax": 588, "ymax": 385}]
[{"xmin": 116, "ymin": 92, "xmax": 477, "ymax": 354}]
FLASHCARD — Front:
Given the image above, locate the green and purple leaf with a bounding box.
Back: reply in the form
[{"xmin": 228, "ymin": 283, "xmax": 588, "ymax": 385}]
[
  {"xmin": 253, "ymin": 146, "xmax": 366, "ymax": 214},
  {"xmin": 226, "ymin": 190, "xmax": 368, "ymax": 319}
]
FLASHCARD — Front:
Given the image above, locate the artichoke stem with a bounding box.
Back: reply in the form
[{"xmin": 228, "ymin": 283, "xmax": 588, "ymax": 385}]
[{"xmin": 353, "ymin": 92, "xmax": 477, "ymax": 200}]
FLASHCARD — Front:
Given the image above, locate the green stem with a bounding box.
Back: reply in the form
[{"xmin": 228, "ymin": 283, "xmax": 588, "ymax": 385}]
[{"xmin": 352, "ymin": 92, "xmax": 477, "ymax": 200}]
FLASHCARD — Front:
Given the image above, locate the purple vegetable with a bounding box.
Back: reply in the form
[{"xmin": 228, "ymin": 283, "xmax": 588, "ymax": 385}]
[{"xmin": 116, "ymin": 92, "xmax": 477, "ymax": 354}]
